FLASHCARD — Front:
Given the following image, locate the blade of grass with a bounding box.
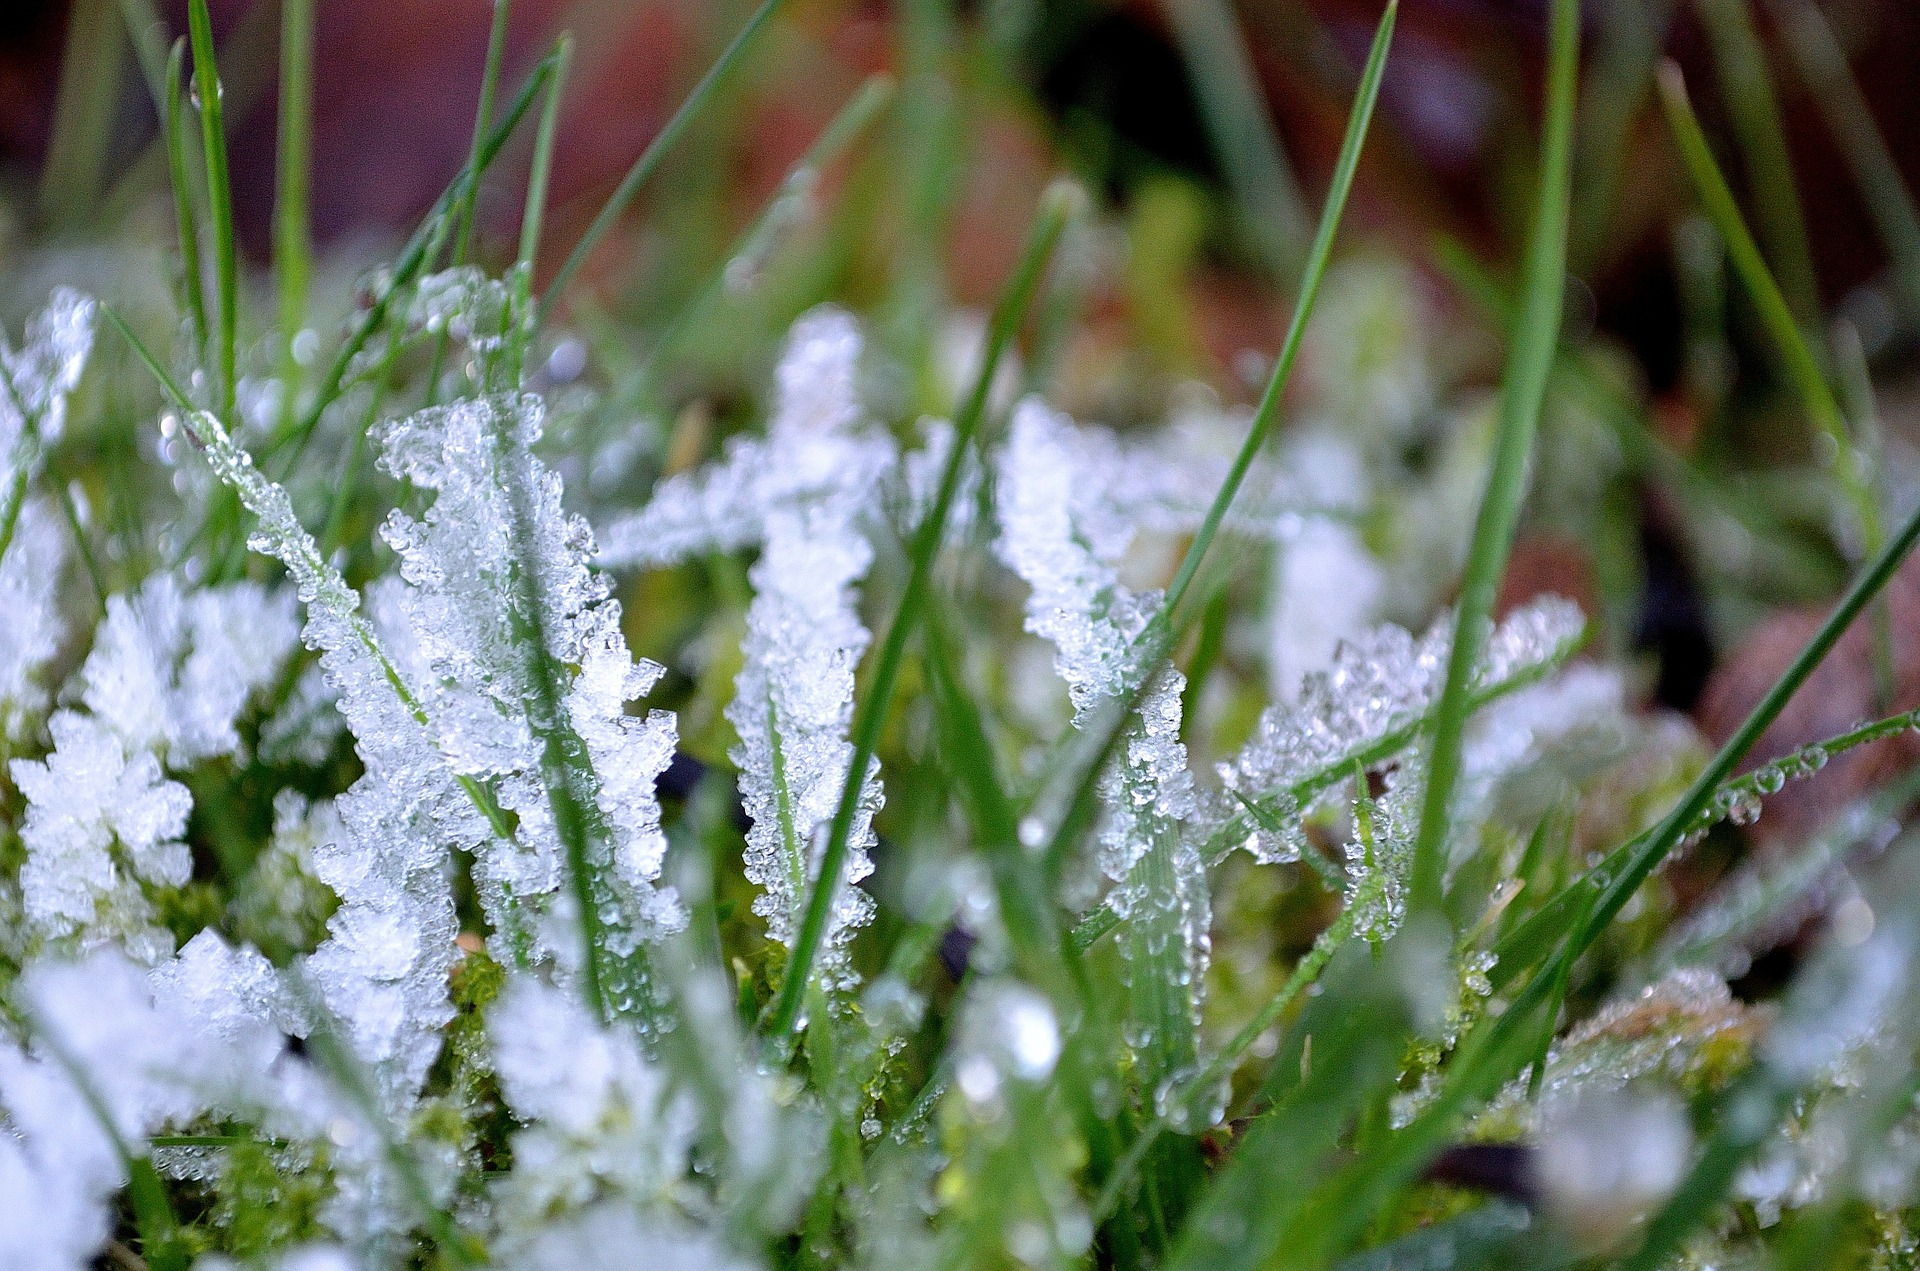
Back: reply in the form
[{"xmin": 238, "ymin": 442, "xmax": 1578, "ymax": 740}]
[
  {"xmin": 505, "ymin": 33, "xmax": 573, "ymax": 386},
  {"xmin": 39, "ymin": 0, "xmax": 125, "ymax": 230},
  {"xmin": 1408, "ymin": 0, "xmax": 1578, "ymax": 916},
  {"xmin": 1691, "ymin": 0, "xmax": 1821, "ymax": 328},
  {"xmin": 108, "ymin": 305, "xmax": 520, "ymax": 849},
  {"xmin": 164, "ymin": 38, "xmax": 209, "ymax": 361},
  {"xmin": 187, "ymin": 0, "xmax": 238, "ymax": 429},
  {"xmin": 1766, "ymin": 0, "xmax": 1920, "ymax": 324},
  {"xmin": 1066, "ymin": 634, "xmax": 1573, "ymax": 951},
  {"xmin": 1152, "ymin": 0, "xmax": 1394, "ymax": 634},
  {"xmin": 1324, "ymin": 490, "xmax": 1920, "ymax": 1262},
  {"xmin": 1433, "ymin": 233, "xmax": 1841, "ymax": 590},
  {"xmin": 535, "ymin": 0, "xmax": 791, "ymax": 325},
  {"xmin": 273, "ymin": 0, "xmax": 315, "ymax": 437},
  {"xmin": 764, "ymin": 178, "xmax": 1081, "ymax": 1043},
  {"xmin": 1569, "ymin": 0, "xmax": 1675, "ymax": 270},
  {"xmin": 1160, "ymin": 0, "xmax": 1310, "ymax": 284},
  {"xmin": 1029, "ymin": 4, "xmax": 1395, "ymax": 906},
  {"xmin": 263, "ymin": 36, "xmax": 562, "ymax": 473},
  {"xmin": 1658, "ymin": 60, "xmax": 1881, "ymax": 555},
  {"xmin": 614, "ymin": 71, "xmax": 895, "ymax": 406},
  {"xmin": 424, "ymin": 0, "xmax": 514, "ymax": 406}
]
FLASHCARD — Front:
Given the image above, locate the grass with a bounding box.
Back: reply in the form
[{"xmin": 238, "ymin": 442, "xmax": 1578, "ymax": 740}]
[{"xmin": 8, "ymin": 1, "xmax": 1920, "ymax": 1267}]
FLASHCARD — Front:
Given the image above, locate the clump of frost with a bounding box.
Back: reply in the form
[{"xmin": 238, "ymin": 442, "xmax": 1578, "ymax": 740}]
[
  {"xmin": 12, "ymin": 712, "xmax": 191, "ymax": 960},
  {"xmin": 79, "ymin": 575, "xmax": 299, "ymax": 766},
  {"xmin": 0, "ymin": 286, "xmax": 97, "ymax": 466},
  {"xmin": 993, "ymin": 397, "xmax": 1206, "ymax": 1083},
  {"xmin": 604, "ymin": 308, "xmax": 889, "ymax": 995},
  {"xmin": 1221, "ymin": 595, "xmax": 1586, "ymax": 864},
  {"xmin": 0, "ymin": 501, "xmax": 66, "ymax": 738},
  {"xmin": 0, "ymin": 941, "xmax": 302, "ymax": 1269},
  {"xmin": 486, "ymin": 976, "xmax": 695, "ymax": 1236},
  {"xmin": 377, "ymin": 392, "xmax": 683, "ymax": 982}
]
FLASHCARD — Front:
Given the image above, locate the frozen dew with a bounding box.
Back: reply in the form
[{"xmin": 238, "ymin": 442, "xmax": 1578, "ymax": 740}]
[
  {"xmin": 0, "ymin": 500, "xmax": 66, "ymax": 739},
  {"xmin": 0, "ymin": 286, "xmax": 98, "ymax": 460},
  {"xmin": 953, "ymin": 980, "xmax": 1060, "ymax": 1115},
  {"xmin": 1536, "ymin": 1085, "xmax": 1693, "ymax": 1246}
]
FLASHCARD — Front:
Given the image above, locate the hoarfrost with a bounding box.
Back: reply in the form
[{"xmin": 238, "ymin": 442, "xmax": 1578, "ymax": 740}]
[{"xmin": 0, "ymin": 500, "xmax": 65, "ymax": 739}]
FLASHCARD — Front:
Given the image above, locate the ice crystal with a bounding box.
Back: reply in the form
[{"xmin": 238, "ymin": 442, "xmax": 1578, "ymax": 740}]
[
  {"xmin": 486, "ymin": 977, "xmax": 694, "ymax": 1232},
  {"xmin": 1222, "ymin": 594, "xmax": 1586, "ymax": 862},
  {"xmin": 13, "ymin": 712, "xmax": 193, "ymax": 960},
  {"xmin": 1269, "ymin": 517, "xmax": 1384, "ymax": 703},
  {"xmin": 608, "ymin": 308, "xmax": 886, "ymax": 989},
  {"xmin": 0, "ymin": 287, "xmax": 97, "ymax": 471},
  {"xmin": 176, "ymin": 407, "xmax": 469, "ymax": 1106},
  {"xmin": 0, "ymin": 500, "xmax": 65, "ymax": 739},
  {"xmin": 378, "ymin": 393, "xmax": 683, "ymax": 982},
  {"xmin": 79, "ymin": 575, "xmax": 299, "ymax": 766},
  {"xmin": 0, "ymin": 942, "xmax": 300, "ymax": 1269},
  {"xmin": 595, "ymin": 307, "xmax": 895, "ymax": 571},
  {"xmin": 993, "ymin": 397, "xmax": 1206, "ymax": 1081}
]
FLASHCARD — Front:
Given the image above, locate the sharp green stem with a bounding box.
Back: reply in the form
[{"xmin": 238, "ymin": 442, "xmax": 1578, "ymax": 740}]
[
  {"xmin": 273, "ymin": 0, "xmax": 315, "ymax": 437},
  {"xmin": 164, "ymin": 38, "xmax": 208, "ymax": 361},
  {"xmin": 1658, "ymin": 59, "xmax": 1883, "ymax": 562},
  {"xmin": 1407, "ymin": 0, "xmax": 1577, "ymax": 916},
  {"xmin": 186, "ymin": 0, "xmax": 238, "ymax": 429},
  {"xmin": 1154, "ymin": 0, "xmax": 1394, "ymax": 630},
  {"xmin": 765, "ymin": 179, "xmax": 1081, "ymax": 1043},
  {"xmin": 508, "ymin": 33, "xmax": 573, "ymax": 386},
  {"xmin": 535, "ymin": 0, "xmax": 791, "ymax": 326}
]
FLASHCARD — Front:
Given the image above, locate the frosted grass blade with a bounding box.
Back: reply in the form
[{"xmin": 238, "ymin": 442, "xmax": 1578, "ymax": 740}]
[
  {"xmin": 1407, "ymin": 0, "xmax": 1577, "ymax": 914},
  {"xmin": 765, "ymin": 179, "xmax": 1079, "ymax": 1042}
]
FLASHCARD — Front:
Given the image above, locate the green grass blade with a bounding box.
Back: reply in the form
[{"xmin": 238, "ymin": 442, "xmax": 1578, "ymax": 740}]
[
  {"xmin": 164, "ymin": 38, "xmax": 209, "ymax": 360},
  {"xmin": 1154, "ymin": 0, "xmax": 1395, "ymax": 630},
  {"xmin": 1691, "ymin": 0, "xmax": 1821, "ymax": 328},
  {"xmin": 765, "ymin": 178, "xmax": 1081, "ymax": 1043},
  {"xmin": 506, "ymin": 34, "xmax": 573, "ymax": 386},
  {"xmin": 536, "ymin": 0, "xmax": 791, "ymax": 325},
  {"xmin": 39, "ymin": 0, "xmax": 125, "ymax": 230},
  {"xmin": 1408, "ymin": 0, "xmax": 1579, "ymax": 915},
  {"xmin": 425, "ymin": 0, "xmax": 514, "ymax": 405},
  {"xmin": 187, "ymin": 0, "xmax": 239, "ymax": 428},
  {"xmin": 619, "ymin": 71, "xmax": 895, "ymax": 399},
  {"xmin": 266, "ymin": 38, "xmax": 562, "ymax": 474},
  {"xmin": 1658, "ymin": 60, "xmax": 1883, "ymax": 560},
  {"xmin": 1767, "ymin": 0, "xmax": 1920, "ymax": 323},
  {"xmin": 1161, "ymin": 0, "xmax": 1310, "ymax": 283},
  {"xmin": 273, "ymin": 0, "xmax": 315, "ymax": 436}
]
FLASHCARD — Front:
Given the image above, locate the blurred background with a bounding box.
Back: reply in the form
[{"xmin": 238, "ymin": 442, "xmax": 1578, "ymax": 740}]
[{"xmin": 5, "ymin": 0, "xmax": 1920, "ymax": 869}]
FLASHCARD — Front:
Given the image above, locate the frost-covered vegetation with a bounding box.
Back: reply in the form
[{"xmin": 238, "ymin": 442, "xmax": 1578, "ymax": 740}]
[{"xmin": 7, "ymin": 0, "xmax": 1920, "ymax": 1267}]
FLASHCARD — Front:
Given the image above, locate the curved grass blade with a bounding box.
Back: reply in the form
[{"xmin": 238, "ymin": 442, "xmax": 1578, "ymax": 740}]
[
  {"xmin": 1153, "ymin": 0, "xmax": 1394, "ymax": 634},
  {"xmin": 186, "ymin": 0, "xmax": 238, "ymax": 429},
  {"xmin": 536, "ymin": 0, "xmax": 791, "ymax": 325},
  {"xmin": 1407, "ymin": 0, "xmax": 1577, "ymax": 915},
  {"xmin": 1766, "ymin": 0, "xmax": 1920, "ymax": 324},
  {"xmin": 764, "ymin": 178, "xmax": 1081, "ymax": 1043},
  {"xmin": 1658, "ymin": 60, "xmax": 1883, "ymax": 560},
  {"xmin": 273, "ymin": 0, "xmax": 315, "ymax": 437},
  {"xmin": 1690, "ymin": 0, "xmax": 1821, "ymax": 326}
]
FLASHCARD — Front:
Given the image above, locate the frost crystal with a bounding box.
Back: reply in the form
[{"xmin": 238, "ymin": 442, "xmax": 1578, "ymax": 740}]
[
  {"xmin": 177, "ymin": 407, "xmax": 469, "ymax": 1105},
  {"xmin": 487, "ymin": 977, "xmax": 693, "ymax": 1233},
  {"xmin": 378, "ymin": 393, "xmax": 683, "ymax": 986},
  {"xmin": 596, "ymin": 307, "xmax": 895, "ymax": 571},
  {"xmin": 1222, "ymin": 594, "xmax": 1586, "ymax": 862},
  {"xmin": 0, "ymin": 287, "xmax": 97, "ymax": 473},
  {"xmin": 80, "ymin": 575, "xmax": 300, "ymax": 766},
  {"xmin": 0, "ymin": 500, "xmax": 65, "ymax": 739},
  {"xmin": 993, "ymin": 398, "xmax": 1207, "ymax": 1082},
  {"xmin": 13, "ymin": 712, "xmax": 192, "ymax": 960},
  {"xmin": 608, "ymin": 309, "xmax": 887, "ymax": 993}
]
